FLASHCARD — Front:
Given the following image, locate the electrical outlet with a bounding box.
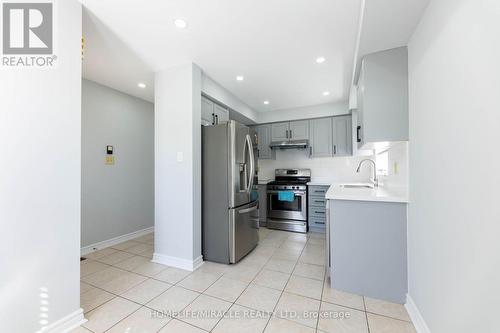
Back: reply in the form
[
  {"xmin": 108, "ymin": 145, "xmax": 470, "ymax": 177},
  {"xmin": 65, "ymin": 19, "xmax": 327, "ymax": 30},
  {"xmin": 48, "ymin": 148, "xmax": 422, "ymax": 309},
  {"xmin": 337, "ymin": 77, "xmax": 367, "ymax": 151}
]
[{"xmin": 105, "ymin": 156, "xmax": 115, "ymax": 165}]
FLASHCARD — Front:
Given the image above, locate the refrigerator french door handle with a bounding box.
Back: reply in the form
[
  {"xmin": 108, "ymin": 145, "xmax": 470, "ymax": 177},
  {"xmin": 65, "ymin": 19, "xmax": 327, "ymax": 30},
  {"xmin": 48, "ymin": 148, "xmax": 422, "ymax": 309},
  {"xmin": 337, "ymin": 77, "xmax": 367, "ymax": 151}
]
[
  {"xmin": 245, "ymin": 134, "xmax": 255, "ymax": 194},
  {"xmin": 238, "ymin": 205, "xmax": 258, "ymax": 214}
]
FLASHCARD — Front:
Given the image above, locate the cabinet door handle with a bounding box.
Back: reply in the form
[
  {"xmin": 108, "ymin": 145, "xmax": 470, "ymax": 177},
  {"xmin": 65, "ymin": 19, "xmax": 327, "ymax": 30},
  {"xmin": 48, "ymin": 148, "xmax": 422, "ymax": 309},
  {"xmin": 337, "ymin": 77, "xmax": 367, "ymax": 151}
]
[
  {"xmin": 285, "ymin": 130, "xmax": 289, "ymax": 139},
  {"xmin": 315, "ymin": 211, "xmax": 325, "ymax": 214},
  {"xmin": 333, "ymin": 145, "xmax": 337, "ymax": 155},
  {"xmin": 289, "ymin": 129, "xmax": 292, "ymax": 138},
  {"xmin": 212, "ymin": 113, "xmax": 215, "ymax": 125},
  {"xmin": 215, "ymin": 114, "xmax": 219, "ymax": 124},
  {"xmin": 314, "ymin": 200, "xmax": 324, "ymax": 203},
  {"xmin": 357, "ymin": 126, "xmax": 361, "ymax": 143}
]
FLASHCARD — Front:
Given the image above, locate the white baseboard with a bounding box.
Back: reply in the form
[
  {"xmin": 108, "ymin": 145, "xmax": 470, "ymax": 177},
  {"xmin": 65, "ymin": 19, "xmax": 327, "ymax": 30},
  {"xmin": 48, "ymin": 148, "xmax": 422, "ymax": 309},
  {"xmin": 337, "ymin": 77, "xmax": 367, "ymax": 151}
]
[
  {"xmin": 405, "ymin": 294, "xmax": 431, "ymax": 333},
  {"xmin": 81, "ymin": 227, "xmax": 154, "ymax": 255},
  {"xmin": 36, "ymin": 308, "xmax": 86, "ymax": 333},
  {"xmin": 152, "ymin": 253, "xmax": 204, "ymax": 271}
]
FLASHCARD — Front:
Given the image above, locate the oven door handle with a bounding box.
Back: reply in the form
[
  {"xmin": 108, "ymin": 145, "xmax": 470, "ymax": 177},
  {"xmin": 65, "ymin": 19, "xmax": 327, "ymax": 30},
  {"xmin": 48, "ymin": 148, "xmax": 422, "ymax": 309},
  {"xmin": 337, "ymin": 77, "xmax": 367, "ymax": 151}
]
[{"xmin": 267, "ymin": 190, "xmax": 306, "ymax": 195}]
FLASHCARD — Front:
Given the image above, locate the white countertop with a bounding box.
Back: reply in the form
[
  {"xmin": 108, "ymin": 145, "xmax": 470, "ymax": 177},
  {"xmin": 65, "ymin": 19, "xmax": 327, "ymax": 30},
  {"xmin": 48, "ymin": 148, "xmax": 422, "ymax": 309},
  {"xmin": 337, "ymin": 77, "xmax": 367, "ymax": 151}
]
[
  {"xmin": 258, "ymin": 179, "xmax": 272, "ymax": 185},
  {"xmin": 306, "ymin": 181, "xmax": 333, "ymax": 186},
  {"xmin": 325, "ymin": 183, "xmax": 408, "ymax": 203}
]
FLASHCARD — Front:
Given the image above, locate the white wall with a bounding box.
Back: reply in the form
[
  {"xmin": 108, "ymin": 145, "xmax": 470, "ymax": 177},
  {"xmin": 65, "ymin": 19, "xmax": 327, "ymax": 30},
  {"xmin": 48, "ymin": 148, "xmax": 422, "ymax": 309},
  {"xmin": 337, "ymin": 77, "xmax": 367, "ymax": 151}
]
[
  {"xmin": 257, "ymin": 101, "xmax": 349, "ymax": 123},
  {"xmin": 154, "ymin": 63, "xmax": 202, "ymax": 270},
  {"xmin": 379, "ymin": 142, "xmax": 408, "ymax": 189},
  {"xmin": 82, "ymin": 79, "xmax": 154, "ymax": 248},
  {"xmin": 407, "ymin": 0, "xmax": 500, "ymax": 332},
  {"xmin": 0, "ymin": 1, "xmax": 83, "ymax": 332},
  {"xmin": 202, "ymin": 73, "xmax": 258, "ymax": 122}
]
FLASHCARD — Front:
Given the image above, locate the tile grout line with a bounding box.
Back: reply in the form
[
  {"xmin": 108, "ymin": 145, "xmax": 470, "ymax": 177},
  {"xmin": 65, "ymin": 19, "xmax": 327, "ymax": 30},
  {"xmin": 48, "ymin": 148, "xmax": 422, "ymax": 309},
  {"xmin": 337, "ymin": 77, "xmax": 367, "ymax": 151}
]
[
  {"xmin": 261, "ymin": 232, "xmax": 312, "ymax": 332},
  {"xmin": 149, "ymin": 228, "xmax": 282, "ymax": 332},
  {"xmin": 206, "ymin": 230, "xmax": 284, "ymax": 332},
  {"xmin": 167, "ymin": 229, "xmax": 287, "ymax": 332},
  {"xmin": 317, "ymin": 244, "xmax": 328, "ymax": 333},
  {"xmin": 364, "ymin": 296, "xmax": 371, "ymax": 333},
  {"xmin": 80, "ymin": 230, "xmax": 327, "ymax": 333},
  {"xmin": 82, "ymin": 230, "xmax": 413, "ymax": 332}
]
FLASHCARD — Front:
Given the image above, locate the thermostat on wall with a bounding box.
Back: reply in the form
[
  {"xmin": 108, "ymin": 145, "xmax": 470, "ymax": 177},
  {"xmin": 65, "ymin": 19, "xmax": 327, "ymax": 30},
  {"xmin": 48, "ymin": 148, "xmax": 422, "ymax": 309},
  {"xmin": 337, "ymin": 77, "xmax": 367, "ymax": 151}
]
[{"xmin": 106, "ymin": 145, "xmax": 114, "ymax": 155}]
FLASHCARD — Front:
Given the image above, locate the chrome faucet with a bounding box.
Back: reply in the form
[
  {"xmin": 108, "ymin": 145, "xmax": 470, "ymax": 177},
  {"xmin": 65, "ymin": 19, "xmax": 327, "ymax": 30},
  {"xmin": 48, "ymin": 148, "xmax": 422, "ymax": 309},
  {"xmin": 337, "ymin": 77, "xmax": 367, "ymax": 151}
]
[{"xmin": 356, "ymin": 159, "xmax": 379, "ymax": 187}]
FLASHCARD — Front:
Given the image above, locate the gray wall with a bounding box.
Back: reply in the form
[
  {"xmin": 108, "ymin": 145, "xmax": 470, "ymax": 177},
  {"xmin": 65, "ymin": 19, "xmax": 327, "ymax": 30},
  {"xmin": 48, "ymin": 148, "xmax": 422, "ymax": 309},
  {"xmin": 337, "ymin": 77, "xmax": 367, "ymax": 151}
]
[
  {"xmin": 82, "ymin": 79, "xmax": 154, "ymax": 247},
  {"xmin": 408, "ymin": 0, "xmax": 499, "ymax": 332}
]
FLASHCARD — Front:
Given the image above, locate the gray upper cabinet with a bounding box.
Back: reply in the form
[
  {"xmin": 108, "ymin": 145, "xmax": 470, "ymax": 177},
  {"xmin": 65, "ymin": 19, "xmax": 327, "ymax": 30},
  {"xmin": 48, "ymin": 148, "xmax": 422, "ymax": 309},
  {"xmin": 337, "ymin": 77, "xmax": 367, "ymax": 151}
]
[
  {"xmin": 332, "ymin": 115, "xmax": 352, "ymax": 156},
  {"xmin": 256, "ymin": 124, "xmax": 274, "ymax": 159},
  {"xmin": 271, "ymin": 122, "xmax": 289, "ymax": 141},
  {"xmin": 271, "ymin": 120, "xmax": 309, "ymax": 141},
  {"xmin": 309, "ymin": 115, "xmax": 352, "ymax": 158},
  {"xmin": 214, "ymin": 103, "xmax": 229, "ymax": 123},
  {"xmin": 201, "ymin": 96, "xmax": 215, "ymax": 126},
  {"xmin": 356, "ymin": 46, "xmax": 409, "ymax": 149},
  {"xmin": 310, "ymin": 118, "xmax": 333, "ymax": 157},
  {"xmin": 201, "ymin": 96, "xmax": 229, "ymax": 126},
  {"xmin": 289, "ymin": 120, "xmax": 309, "ymax": 140}
]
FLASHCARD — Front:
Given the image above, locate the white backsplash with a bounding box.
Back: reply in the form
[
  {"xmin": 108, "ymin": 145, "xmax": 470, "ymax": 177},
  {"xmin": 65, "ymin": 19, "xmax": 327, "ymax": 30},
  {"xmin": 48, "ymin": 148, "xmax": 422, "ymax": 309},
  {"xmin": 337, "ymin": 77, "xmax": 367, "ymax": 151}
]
[
  {"xmin": 379, "ymin": 141, "xmax": 408, "ymax": 189},
  {"xmin": 258, "ymin": 143, "xmax": 408, "ymax": 189},
  {"xmin": 258, "ymin": 149, "xmax": 373, "ymax": 183}
]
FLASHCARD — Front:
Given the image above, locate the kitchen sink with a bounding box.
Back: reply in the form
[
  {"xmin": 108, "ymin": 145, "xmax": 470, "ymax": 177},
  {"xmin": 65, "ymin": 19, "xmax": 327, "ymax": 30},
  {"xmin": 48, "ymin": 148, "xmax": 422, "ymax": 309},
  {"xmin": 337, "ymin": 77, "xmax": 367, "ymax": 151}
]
[{"xmin": 340, "ymin": 184, "xmax": 374, "ymax": 189}]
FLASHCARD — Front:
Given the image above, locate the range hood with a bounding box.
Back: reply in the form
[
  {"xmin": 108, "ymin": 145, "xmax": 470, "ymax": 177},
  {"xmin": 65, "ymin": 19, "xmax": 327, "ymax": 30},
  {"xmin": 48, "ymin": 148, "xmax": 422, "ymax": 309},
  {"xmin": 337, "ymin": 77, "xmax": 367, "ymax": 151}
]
[{"xmin": 269, "ymin": 140, "xmax": 309, "ymax": 150}]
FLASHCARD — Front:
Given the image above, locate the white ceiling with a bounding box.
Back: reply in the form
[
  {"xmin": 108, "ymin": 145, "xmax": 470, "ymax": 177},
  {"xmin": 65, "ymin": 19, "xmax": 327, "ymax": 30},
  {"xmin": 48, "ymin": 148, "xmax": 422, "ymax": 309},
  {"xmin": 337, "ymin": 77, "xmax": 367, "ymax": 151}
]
[
  {"xmin": 81, "ymin": 0, "xmax": 361, "ymax": 110},
  {"xmin": 82, "ymin": 0, "xmax": 430, "ymax": 112},
  {"xmin": 353, "ymin": 0, "xmax": 431, "ymax": 83},
  {"xmin": 82, "ymin": 9, "xmax": 154, "ymax": 102}
]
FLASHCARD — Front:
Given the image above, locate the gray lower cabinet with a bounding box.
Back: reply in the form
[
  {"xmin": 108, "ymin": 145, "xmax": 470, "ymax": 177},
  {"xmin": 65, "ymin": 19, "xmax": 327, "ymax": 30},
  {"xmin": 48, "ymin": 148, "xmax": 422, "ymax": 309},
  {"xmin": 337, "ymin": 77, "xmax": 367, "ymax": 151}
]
[
  {"xmin": 308, "ymin": 185, "xmax": 329, "ymax": 232},
  {"xmin": 328, "ymin": 199, "xmax": 407, "ymax": 303},
  {"xmin": 258, "ymin": 185, "xmax": 267, "ymax": 226},
  {"xmin": 256, "ymin": 124, "xmax": 274, "ymax": 159}
]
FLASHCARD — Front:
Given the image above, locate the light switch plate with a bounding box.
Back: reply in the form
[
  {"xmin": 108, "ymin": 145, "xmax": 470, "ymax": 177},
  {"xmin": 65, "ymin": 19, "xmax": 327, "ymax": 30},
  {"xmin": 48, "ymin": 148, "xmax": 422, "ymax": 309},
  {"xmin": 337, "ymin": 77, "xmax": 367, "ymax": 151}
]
[{"xmin": 176, "ymin": 152, "xmax": 183, "ymax": 162}]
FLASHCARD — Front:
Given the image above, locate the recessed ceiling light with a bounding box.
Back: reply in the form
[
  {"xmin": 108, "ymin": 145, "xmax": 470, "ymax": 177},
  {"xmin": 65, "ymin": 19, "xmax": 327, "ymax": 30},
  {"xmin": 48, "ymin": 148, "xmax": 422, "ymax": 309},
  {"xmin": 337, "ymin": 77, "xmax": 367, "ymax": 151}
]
[
  {"xmin": 138, "ymin": 83, "xmax": 146, "ymax": 89},
  {"xmin": 316, "ymin": 57, "xmax": 326, "ymax": 64},
  {"xmin": 236, "ymin": 76, "xmax": 244, "ymax": 81},
  {"xmin": 173, "ymin": 19, "xmax": 188, "ymax": 29},
  {"xmin": 323, "ymin": 91, "xmax": 330, "ymax": 96},
  {"xmin": 263, "ymin": 101, "xmax": 270, "ymax": 105}
]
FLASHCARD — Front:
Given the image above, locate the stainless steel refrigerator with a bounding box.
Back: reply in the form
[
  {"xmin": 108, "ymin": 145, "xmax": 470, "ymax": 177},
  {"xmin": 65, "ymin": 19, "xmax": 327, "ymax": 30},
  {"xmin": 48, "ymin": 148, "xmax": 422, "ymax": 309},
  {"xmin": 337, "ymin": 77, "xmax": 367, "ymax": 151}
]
[{"xmin": 202, "ymin": 120, "xmax": 259, "ymax": 264}]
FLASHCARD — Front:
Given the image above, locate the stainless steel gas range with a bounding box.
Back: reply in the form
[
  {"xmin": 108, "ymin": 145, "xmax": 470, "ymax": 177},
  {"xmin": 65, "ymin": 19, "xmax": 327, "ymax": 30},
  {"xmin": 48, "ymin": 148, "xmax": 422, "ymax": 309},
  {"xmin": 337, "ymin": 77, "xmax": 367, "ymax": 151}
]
[{"xmin": 266, "ymin": 169, "xmax": 311, "ymax": 233}]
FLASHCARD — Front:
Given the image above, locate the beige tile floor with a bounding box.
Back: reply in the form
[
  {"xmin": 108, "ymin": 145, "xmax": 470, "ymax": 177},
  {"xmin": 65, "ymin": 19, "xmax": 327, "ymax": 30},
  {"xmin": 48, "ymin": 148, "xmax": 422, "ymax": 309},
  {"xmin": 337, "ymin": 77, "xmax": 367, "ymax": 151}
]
[{"xmin": 74, "ymin": 228, "xmax": 416, "ymax": 333}]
